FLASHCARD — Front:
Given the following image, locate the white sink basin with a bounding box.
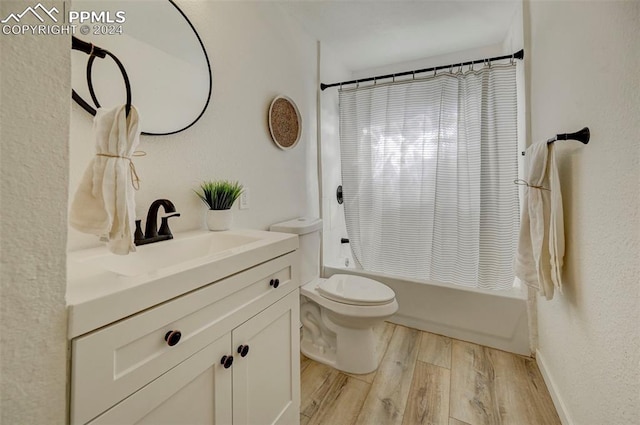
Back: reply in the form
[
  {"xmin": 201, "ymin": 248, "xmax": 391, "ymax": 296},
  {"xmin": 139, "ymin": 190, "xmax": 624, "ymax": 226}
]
[{"xmin": 78, "ymin": 232, "xmax": 260, "ymax": 277}]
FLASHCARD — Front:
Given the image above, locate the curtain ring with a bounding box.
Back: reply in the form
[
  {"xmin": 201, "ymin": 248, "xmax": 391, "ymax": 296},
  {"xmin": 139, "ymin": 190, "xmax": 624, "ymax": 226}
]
[
  {"xmin": 511, "ymin": 53, "xmax": 515, "ymax": 65},
  {"xmin": 88, "ymin": 43, "xmax": 95, "ymax": 57},
  {"xmin": 433, "ymin": 68, "xmax": 437, "ymax": 77},
  {"xmin": 412, "ymin": 71, "xmax": 416, "ymax": 80},
  {"xmin": 356, "ymin": 80, "xmax": 359, "ymax": 89},
  {"xmin": 373, "ymin": 76, "xmax": 377, "ymax": 85},
  {"xmin": 392, "ymin": 74, "xmax": 395, "ymax": 83},
  {"xmin": 470, "ymin": 61, "xmax": 474, "ymax": 71}
]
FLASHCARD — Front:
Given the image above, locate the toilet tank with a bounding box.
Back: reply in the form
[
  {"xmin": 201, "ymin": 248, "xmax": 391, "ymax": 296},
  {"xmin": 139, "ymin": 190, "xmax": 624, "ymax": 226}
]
[{"xmin": 270, "ymin": 218, "xmax": 322, "ymax": 285}]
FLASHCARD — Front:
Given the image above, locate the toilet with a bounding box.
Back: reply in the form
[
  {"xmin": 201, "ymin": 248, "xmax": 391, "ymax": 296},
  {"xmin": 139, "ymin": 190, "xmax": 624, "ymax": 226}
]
[{"xmin": 270, "ymin": 218, "xmax": 398, "ymax": 374}]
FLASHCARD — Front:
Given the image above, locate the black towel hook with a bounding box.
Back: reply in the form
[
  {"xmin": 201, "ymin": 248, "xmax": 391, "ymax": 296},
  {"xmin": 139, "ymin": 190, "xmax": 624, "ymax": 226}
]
[{"xmin": 71, "ymin": 36, "xmax": 132, "ymax": 117}]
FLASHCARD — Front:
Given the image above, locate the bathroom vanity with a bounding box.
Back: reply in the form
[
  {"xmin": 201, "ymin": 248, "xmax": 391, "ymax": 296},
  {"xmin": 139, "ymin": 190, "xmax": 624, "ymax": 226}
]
[{"xmin": 66, "ymin": 229, "xmax": 300, "ymax": 425}]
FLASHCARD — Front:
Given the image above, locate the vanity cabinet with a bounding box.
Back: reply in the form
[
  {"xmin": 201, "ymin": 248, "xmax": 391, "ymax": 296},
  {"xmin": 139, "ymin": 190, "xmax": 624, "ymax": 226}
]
[{"xmin": 70, "ymin": 251, "xmax": 300, "ymax": 425}]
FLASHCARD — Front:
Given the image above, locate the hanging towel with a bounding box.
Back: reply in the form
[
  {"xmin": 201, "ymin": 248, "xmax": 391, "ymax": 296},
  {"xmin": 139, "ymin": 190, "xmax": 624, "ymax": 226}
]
[
  {"xmin": 70, "ymin": 105, "xmax": 141, "ymax": 255},
  {"xmin": 514, "ymin": 141, "xmax": 565, "ymax": 300}
]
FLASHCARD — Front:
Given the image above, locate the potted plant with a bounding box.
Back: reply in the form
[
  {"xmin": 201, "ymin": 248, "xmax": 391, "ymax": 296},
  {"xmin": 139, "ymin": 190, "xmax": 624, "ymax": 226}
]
[{"xmin": 195, "ymin": 180, "xmax": 244, "ymax": 231}]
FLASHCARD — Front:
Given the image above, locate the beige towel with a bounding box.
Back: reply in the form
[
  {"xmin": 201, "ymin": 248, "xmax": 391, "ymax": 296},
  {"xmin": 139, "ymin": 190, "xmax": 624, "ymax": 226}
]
[
  {"xmin": 514, "ymin": 141, "xmax": 564, "ymax": 300},
  {"xmin": 70, "ymin": 105, "xmax": 140, "ymax": 255}
]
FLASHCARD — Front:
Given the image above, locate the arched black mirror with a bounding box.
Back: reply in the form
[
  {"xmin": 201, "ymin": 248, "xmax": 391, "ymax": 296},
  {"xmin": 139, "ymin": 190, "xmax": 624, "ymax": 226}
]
[{"xmin": 71, "ymin": 0, "xmax": 212, "ymax": 136}]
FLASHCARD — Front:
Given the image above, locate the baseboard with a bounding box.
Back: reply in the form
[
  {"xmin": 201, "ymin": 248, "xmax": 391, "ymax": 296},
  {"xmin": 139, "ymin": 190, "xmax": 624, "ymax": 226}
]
[{"xmin": 535, "ymin": 349, "xmax": 574, "ymax": 425}]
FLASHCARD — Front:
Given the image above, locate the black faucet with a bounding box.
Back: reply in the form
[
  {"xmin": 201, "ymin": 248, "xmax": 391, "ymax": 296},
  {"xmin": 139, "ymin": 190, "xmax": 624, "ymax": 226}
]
[{"xmin": 135, "ymin": 199, "xmax": 181, "ymax": 246}]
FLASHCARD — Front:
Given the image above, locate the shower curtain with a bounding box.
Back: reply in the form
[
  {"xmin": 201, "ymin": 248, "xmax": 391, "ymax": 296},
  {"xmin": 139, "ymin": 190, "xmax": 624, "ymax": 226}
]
[{"xmin": 339, "ymin": 65, "xmax": 519, "ymax": 290}]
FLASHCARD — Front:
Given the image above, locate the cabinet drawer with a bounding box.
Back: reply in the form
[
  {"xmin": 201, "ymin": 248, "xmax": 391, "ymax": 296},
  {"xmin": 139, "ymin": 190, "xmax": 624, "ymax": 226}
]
[{"xmin": 71, "ymin": 251, "xmax": 298, "ymax": 425}]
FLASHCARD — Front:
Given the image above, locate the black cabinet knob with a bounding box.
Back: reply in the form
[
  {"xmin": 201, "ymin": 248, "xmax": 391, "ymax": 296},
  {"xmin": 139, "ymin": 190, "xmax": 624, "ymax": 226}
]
[
  {"xmin": 220, "ymin": 355, "xmax": 234, "ymax": 369},
  {"xmin": 269, "ymin": 278, "xmax": 280, "ymax": 289},
  {"xmin": 237, "ymin": 344, "xmax": 250, "ymax": 357},
  {"xmin": 164, "ymin": 330, "xmax": 181, "ymax": 347}
]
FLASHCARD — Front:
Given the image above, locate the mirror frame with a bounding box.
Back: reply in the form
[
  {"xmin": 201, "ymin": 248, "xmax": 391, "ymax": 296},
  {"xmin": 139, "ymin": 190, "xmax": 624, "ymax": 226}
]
[{"xmin": 72, "ymin": 0, "xmax": 212, "ymax": 136}]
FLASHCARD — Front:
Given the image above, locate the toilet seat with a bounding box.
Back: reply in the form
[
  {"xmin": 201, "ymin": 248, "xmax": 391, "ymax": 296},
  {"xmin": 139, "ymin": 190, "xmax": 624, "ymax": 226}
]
[
  {"xmin": 301, "ymin": 279, "xmax": 398, "ymax": 319},
  {"xmin": 317, "ymin": 274, "xmax": 396, "ymax": 306}
]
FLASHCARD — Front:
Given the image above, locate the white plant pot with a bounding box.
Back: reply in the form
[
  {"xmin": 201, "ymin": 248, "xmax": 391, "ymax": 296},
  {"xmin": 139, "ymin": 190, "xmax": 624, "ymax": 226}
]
[{"xmin": 206, "ymin": 209, "xmax": 232, "ymax": 231}]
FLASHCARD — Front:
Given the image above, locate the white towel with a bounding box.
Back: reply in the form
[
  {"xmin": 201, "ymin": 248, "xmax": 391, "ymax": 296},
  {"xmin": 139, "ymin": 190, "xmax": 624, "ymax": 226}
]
[
  {"xmin": 70, "ymin": 105, "xmax": 141, "ymax": 255},
  {"xmin": 514, "ymin": 141, "xmax": 565, "ymax": 300}
]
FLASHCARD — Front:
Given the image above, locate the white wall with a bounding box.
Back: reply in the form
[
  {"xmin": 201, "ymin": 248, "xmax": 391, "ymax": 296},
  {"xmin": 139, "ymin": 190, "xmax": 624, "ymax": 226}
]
[
  {"xmin": 0, "ymin": 1, "xmax": 70, "ymax": 423},
  {"xmin": 68, "ymin": 1, "xmax": 319, "ymax": 250},
  {"xmin": 525, "ymin": 2, "xmax": 640, "ymax": 424}
]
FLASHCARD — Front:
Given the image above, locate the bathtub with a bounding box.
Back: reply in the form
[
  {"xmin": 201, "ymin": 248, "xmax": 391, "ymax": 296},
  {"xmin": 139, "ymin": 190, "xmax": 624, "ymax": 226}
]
[{"xmin": 323, "ymin": 265, "xmax": 530, "ymax": 356}]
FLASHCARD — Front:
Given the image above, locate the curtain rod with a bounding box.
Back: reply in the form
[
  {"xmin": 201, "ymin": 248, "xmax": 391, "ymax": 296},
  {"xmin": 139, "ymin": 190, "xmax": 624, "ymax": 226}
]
[{"xmin": 320, "ymin": 49, "xmax": 524, "ymax": 91}]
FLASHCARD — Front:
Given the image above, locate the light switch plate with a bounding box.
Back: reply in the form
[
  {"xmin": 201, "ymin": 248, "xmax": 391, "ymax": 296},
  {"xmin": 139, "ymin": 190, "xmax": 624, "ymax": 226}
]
[{"xmin": 239, "ymin": 188, "xmax": 249, "ymax": 210}]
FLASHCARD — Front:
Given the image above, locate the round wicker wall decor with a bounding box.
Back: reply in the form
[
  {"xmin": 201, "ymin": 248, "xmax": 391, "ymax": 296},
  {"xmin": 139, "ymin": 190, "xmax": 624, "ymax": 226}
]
[{"xmin": 268, "ymin": 95, "xmax": 301, "ymax": 150}]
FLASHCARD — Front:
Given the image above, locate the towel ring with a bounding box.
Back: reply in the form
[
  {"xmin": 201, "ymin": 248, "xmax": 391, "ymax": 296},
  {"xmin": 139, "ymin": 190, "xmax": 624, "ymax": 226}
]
[
  {"xmin": 87, "ymin": 51, "xmax": 132, "ymax": 117},
  {"xmin": 71, "ymin": 36, "xmax": 132, "ymax": 118}
]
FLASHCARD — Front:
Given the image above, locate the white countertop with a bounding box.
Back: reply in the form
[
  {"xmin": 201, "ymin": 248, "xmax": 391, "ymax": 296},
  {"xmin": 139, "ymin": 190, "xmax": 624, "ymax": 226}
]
[{"xmin": 66, "ymin": 229, "xmax": 298, "ymax": 339}]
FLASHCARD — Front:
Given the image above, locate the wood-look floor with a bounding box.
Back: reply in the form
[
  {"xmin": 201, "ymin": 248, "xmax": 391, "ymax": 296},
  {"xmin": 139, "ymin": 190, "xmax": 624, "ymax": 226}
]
[{"xmin": 300, "ymin": 323, "xmax": 561, "ymax": 425}]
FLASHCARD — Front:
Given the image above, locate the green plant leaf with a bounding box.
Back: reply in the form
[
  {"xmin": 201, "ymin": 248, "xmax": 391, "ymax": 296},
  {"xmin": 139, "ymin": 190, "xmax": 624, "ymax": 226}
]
[{"xmin": 194, "ymin": 180, "xmax": 244, "ymax": 210}]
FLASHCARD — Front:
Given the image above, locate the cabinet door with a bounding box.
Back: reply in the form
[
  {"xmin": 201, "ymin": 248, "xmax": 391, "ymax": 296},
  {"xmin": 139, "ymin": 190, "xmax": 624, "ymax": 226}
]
[
  {"xmin": 232, "ymin": 290, "xmax": 300, "ymax": 425},
  {"xmin": 89, "ymin": 333, "xmax": 233, "ymax": 425}
]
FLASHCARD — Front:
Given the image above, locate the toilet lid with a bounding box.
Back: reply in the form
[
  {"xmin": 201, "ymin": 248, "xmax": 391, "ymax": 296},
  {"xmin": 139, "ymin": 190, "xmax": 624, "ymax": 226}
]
[{"xmin": 317, "ymin": 275, "xmax": 395, "ymax": 306}]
